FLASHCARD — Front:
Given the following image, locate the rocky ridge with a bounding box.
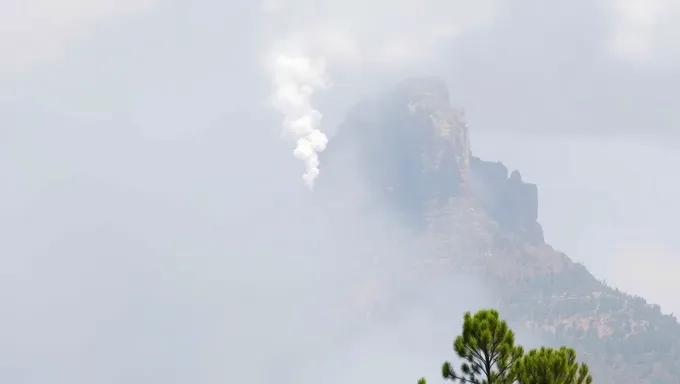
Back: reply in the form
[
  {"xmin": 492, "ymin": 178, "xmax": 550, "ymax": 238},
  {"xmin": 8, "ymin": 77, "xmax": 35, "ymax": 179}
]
[{"xmin": 319, "ymin": 78, "xmax": 680, "ymax": 384}]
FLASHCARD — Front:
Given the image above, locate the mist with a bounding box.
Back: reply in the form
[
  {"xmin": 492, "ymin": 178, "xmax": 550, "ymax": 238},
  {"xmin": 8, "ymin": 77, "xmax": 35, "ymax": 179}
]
[
  {"xmin": 0, "ymin": 106, "xmax": 508, "ymax": 383},
  {"xmin": 3, "ymin": 0, "xmax": 680, "ymax": 382}
]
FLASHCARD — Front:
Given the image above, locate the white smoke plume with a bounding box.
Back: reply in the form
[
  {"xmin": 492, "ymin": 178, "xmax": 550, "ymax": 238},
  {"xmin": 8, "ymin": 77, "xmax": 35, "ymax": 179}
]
[{"xmin": 271, "ymin": 55, "xmax": 329, "ymax": 188}]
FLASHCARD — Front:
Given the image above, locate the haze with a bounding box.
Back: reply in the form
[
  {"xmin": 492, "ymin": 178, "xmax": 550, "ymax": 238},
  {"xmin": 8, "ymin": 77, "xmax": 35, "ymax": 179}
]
[{"xmin": 1, "ymin": 0, "xmax": 679, "ymax": 382}]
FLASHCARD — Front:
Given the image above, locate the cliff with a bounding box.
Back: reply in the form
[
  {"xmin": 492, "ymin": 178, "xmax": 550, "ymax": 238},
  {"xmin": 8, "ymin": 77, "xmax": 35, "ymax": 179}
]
[
  {"xmin": 317, "ymin": 78, "xmax": 680, "ymax": 384},
  {"xmin": 325, "ymin": 77, "xmax": 543, "ymax": 243}
]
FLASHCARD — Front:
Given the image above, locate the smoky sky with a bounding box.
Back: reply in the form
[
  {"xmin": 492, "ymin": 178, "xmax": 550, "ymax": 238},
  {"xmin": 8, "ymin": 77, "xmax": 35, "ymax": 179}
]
[
  {"xmin": 442, "ymin": 0, "xmax": 680, "ymax": 141},
  {"xmin": 0, "ymin": 109, "xmax": 516, "ymax": 383},
  {"xmin": 2, "ymin": 0, "xmax": 680, "ymax": 140},
  {"xmin": 1, "ymin": 0, "xmax": 680, "ymax": 383}
]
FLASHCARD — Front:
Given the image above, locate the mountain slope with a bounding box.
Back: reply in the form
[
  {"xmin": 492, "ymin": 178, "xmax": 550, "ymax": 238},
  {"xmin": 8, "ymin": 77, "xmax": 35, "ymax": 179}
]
[{"xmin": 318, "ymin": 78, "xmax": 680, "ymax": 384}]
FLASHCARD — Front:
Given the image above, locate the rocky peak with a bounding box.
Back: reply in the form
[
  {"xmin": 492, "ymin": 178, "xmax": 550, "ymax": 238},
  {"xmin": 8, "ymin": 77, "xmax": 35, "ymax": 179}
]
[{"xmin": 322, "ymin": 78, "xmax": 543, "ymax": 243}]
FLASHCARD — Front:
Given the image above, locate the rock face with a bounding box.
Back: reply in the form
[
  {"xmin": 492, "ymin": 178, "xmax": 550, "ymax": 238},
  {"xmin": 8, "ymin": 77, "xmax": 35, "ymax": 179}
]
[
  {"xmin": 470, "ymin": 158, "xmax": 544, "ymax": 243},
  {"xmin": 318, "ymin": 77, "xmax": 680, "ymax": 384},
  {"xmin": 324, "ymin": 77, "xmax": 543, "ymax": 243}
]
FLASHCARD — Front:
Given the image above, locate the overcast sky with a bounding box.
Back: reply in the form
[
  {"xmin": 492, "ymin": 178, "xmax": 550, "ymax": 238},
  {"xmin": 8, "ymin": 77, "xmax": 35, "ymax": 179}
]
[{"xmin": 1, "ymin": 0, "xmax": 680, "ymax": 382}]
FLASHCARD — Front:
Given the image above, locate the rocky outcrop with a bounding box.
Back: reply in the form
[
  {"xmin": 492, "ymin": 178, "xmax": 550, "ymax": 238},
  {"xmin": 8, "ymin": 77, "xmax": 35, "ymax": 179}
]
[
  {"xmin": 323, "ymin": 77, "xmax": 544, "ymax": 242},
  {"xmin": 314, "ymin": 77, "xmax": 680, "ymax": 384},
  {"xmin": 470, "ymin": 157, "xmax": 544, "ymax": 243},
  {"xmin": 325, "ymin": 78, "xmax": 469, "ymax": 209}
]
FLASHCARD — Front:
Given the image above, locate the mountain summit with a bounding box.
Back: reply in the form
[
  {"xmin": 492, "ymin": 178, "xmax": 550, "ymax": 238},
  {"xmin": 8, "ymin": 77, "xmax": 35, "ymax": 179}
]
[
  {"xmin": 325, "ymin": 77, "xmax": 542, "ymax": 243},
  {"xmin": 319, "ymin": 78, "xmax": 680, "ymax": 384}
]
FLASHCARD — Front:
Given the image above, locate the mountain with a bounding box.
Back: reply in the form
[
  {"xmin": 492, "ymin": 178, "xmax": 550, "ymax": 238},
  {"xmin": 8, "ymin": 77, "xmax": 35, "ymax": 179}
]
[{"xmin": 317, "ymin": 78, "xmax": 680, "ymax": 384}]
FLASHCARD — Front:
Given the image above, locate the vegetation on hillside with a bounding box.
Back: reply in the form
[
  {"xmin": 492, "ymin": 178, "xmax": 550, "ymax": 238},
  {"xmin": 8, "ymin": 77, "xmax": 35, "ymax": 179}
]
[{"xmin": 414, "ymin": 196, "xmax": 680, "ymax": 383}]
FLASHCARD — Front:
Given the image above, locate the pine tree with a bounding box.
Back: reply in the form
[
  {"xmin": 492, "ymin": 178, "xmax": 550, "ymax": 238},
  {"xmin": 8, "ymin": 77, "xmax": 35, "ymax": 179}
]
[
  {"xmin": 443, "ymin": 309, "xmax": 523, "ymax": 384},
  {"xmin": 513, "ymin": 346, "xmax": 592, "ymax": 384}
]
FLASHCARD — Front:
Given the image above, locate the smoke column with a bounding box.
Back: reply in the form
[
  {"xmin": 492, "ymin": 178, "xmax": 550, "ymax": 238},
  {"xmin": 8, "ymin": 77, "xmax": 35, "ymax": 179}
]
[{"xmin": 271, "ymin": 55, "xmax": 329, "ymax": 188}]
